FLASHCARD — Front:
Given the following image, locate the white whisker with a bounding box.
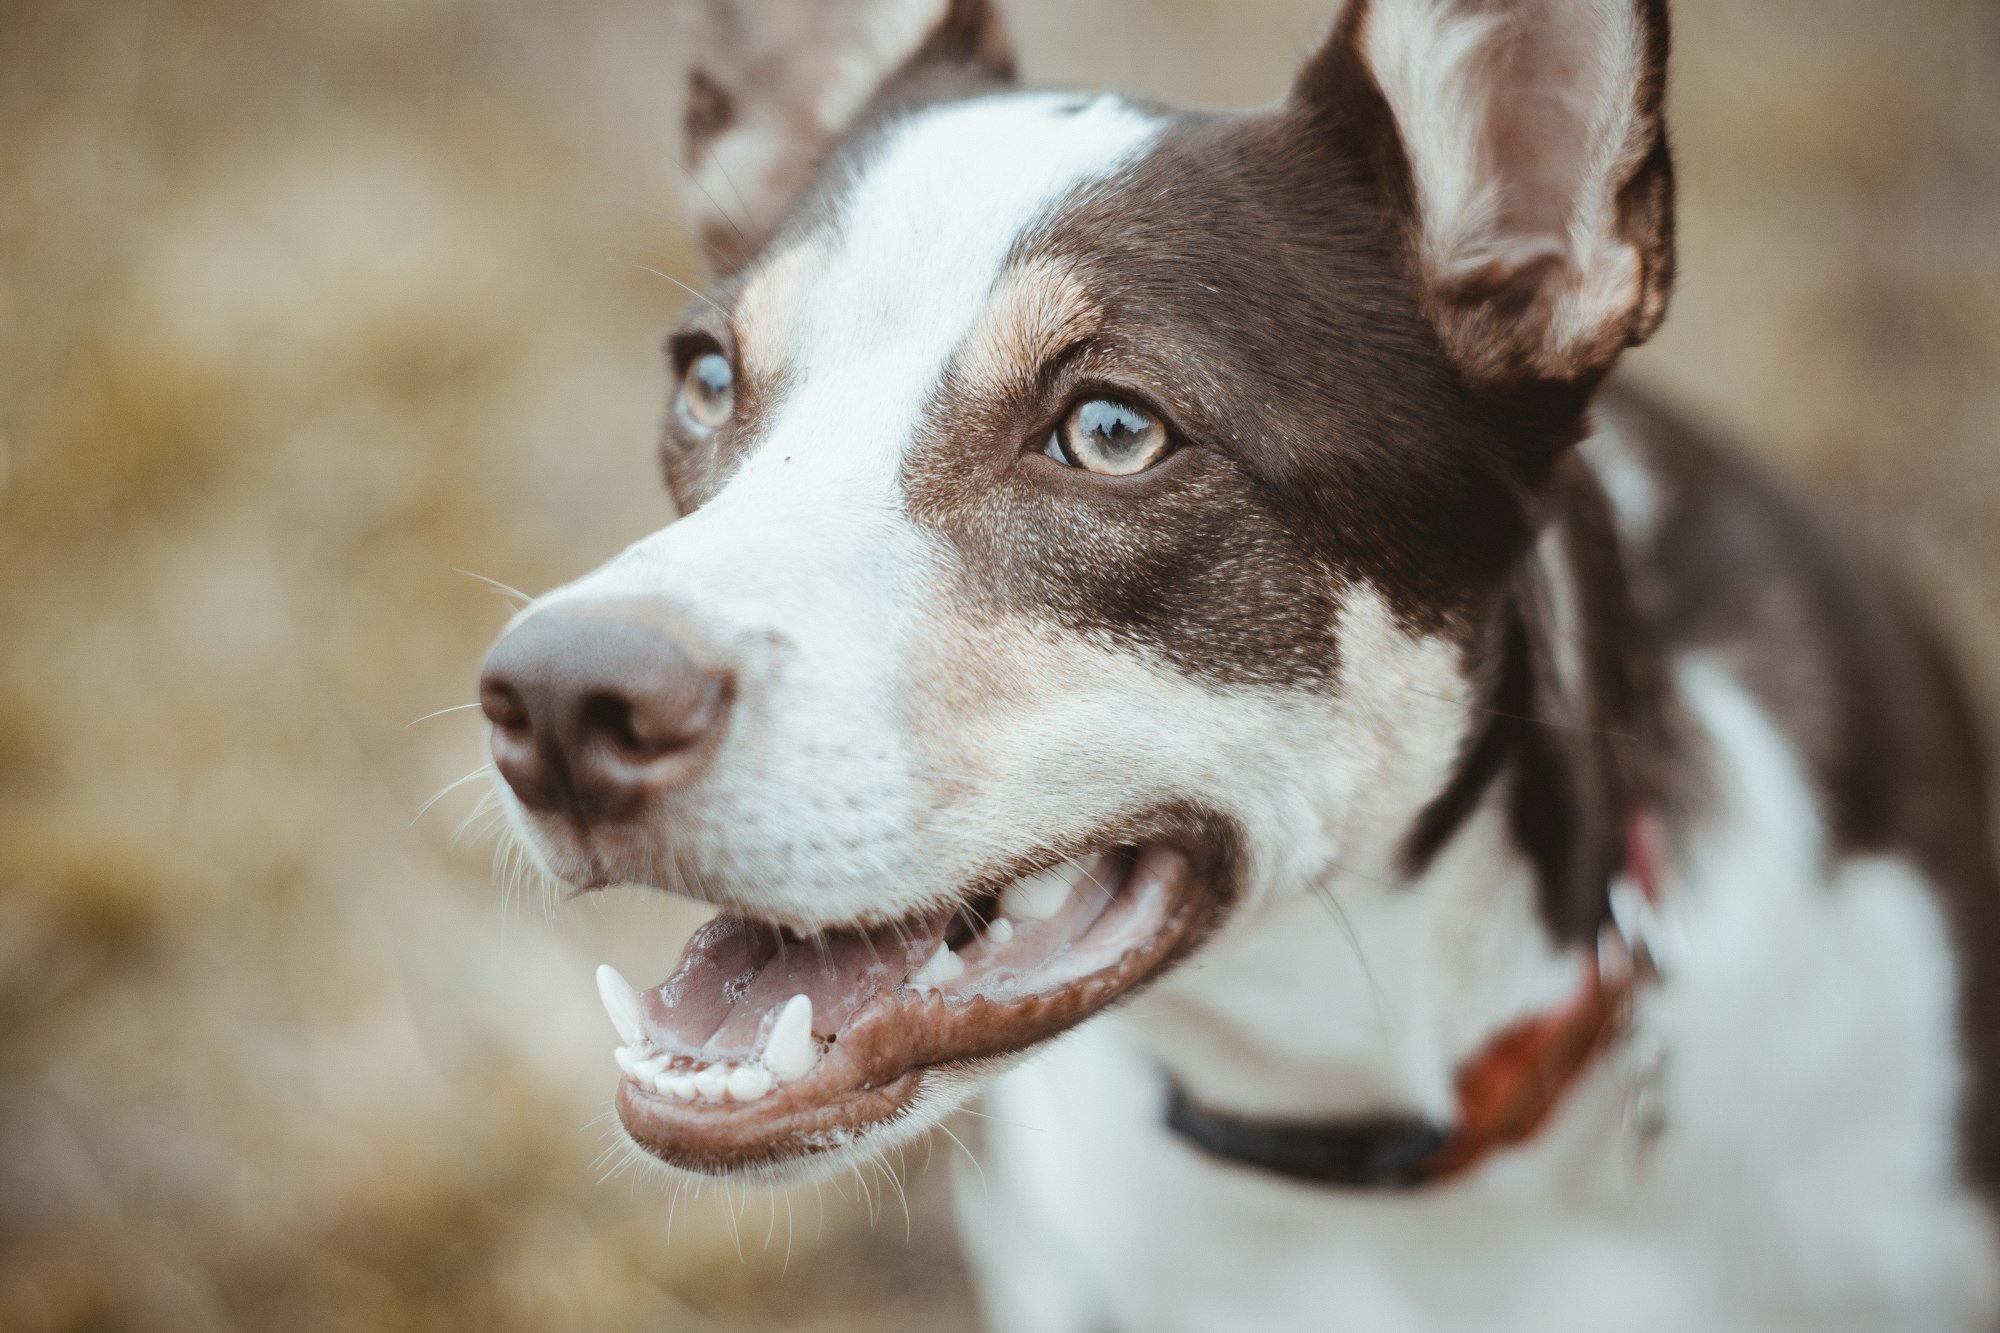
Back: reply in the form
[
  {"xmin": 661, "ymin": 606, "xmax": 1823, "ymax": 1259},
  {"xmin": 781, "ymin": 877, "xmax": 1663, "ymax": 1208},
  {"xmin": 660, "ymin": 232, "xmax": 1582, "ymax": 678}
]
[
  {"xmin": 407, "ymin": 701, "xmax": 483, "ymax": 727},
  {"xmin": 454, "ymin": 568, "xmax": 533, "ymax": 606},
  {"xmin": 412, "ymin": 766, "xmax": 492, "ymax": 824}
]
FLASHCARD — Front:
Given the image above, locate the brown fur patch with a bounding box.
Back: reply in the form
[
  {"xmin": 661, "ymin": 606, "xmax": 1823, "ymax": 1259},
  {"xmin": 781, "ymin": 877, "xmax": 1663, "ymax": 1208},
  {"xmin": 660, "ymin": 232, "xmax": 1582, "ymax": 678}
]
[
  {"xmin": 730, "ymin": 241, "xmax": 823, "ymax": 389},
  {"xmin": 1294, "ymin": 0, "xmax": 1676, "ymax": 435},
  {"xmin": 948, "ymin": 258, "xmax": 1102, "ymax": 409},
  {"xmin": 684, "ymin": 66, "xmax": 735, "ymax": 160}
]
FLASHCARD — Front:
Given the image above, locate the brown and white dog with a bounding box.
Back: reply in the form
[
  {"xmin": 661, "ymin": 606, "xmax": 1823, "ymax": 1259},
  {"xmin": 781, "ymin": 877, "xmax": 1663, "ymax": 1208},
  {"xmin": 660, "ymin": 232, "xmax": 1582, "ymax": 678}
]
[{"xmin": 476, "ymin": 0, "xmax": 2000, "ymax": 1327}]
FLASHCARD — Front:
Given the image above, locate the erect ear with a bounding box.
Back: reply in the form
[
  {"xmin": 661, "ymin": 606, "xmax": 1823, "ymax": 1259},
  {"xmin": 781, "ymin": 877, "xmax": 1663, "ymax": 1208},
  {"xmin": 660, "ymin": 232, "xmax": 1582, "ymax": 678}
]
[
  {"xmin": 676, "ymin": 0, "xmax": 1016, "ymax": 271},
  {"xmin": 1295, "ymin": 0, "xmax": 1674, "ymax": 405}
]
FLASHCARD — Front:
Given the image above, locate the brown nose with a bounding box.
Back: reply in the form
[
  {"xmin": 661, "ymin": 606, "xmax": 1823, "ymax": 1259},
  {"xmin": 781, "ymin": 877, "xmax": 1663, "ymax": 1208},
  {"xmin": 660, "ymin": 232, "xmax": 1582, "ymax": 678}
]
[{"xmin": 478, "ymin": 604, "xmax": 731, "ymax": 822}]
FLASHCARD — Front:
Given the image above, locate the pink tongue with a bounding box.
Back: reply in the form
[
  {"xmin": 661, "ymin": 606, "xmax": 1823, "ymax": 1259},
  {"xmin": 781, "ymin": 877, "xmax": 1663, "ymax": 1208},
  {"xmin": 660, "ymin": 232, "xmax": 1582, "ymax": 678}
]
[{"xmin": 640, "ymin": 911, "xmax": 952, "ymax": 1060}]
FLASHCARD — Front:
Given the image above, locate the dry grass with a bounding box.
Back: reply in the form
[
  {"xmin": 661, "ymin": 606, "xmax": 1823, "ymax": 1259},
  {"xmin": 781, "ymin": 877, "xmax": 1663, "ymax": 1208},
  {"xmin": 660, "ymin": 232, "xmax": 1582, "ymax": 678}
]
[{"xmin": 0, "ymin": 1, "xmax": 1993, "ymax": 1329}]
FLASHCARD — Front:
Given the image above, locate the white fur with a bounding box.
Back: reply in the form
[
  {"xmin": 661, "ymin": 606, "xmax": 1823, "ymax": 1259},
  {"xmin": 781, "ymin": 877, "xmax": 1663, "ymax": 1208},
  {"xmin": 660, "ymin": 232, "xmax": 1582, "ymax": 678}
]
[
  {"xmin": 1580, "ymin": 401, "xmax": 1667, "ymax": 546},
  {"xmin": 514, "ymin": 93, "xmax": 1163, "ymax": 926},
  {"xmin": 1110, "ymin": 584, "xmax": 1581, "ymax": 1124},
  {"xmin": 1363, "ymin": 0, "xmax": 1508, "ymax": 276},
  {"xmin": 962, "ymin": 651, "xmax": 1998, "ymax": 1332}
]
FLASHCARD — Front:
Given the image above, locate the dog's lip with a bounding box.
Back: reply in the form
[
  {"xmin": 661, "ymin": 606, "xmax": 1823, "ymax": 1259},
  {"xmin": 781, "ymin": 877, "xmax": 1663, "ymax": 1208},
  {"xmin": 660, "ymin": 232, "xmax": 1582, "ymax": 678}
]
[{"xmin": 609, "ymin": 842, "xmax": 1218, "ymax": 1174}]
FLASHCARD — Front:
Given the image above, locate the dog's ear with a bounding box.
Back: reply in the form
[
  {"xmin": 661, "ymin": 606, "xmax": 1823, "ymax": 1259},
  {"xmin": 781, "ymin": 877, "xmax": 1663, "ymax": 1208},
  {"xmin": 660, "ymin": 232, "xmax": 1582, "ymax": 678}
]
[
  {"xmin": 676, "ymin": 0, "xmax": 1016, "ymax": 271},
  {"xmin": 1295, "ymin": 0, "xmax": 1673, "ymax": 442}
]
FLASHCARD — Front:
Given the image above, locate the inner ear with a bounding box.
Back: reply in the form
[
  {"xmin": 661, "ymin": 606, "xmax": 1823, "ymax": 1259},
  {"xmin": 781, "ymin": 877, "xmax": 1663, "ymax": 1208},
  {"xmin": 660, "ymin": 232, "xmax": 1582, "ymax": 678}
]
[
  {"xmin": 677, "ymin": 0, "xmax": 1017, "ymax": 273},
  {"xmin": 1295, "ymin": 0, "xmax": 1674, "ymax": 399}
]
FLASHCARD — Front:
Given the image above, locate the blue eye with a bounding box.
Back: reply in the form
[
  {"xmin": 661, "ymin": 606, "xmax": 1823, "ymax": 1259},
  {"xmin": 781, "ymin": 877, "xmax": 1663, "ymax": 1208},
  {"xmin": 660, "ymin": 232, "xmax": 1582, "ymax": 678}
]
[
  {"xmin": 1046, "ymin": 397, "xmax": 1170, "ymax": 475},
  {"xmin": 679, "ymin": 351, "xmax": 736, "ymax": 431}
]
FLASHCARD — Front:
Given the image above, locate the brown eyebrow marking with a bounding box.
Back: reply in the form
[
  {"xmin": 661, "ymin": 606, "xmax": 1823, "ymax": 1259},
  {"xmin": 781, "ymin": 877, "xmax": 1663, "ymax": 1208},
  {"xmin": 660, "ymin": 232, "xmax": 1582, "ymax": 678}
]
[
  {"xmin": 731, "ymin": 239, "xmax": 828, "ymax": 388},
  {"xmin": 950, "ymin": 257, "xmax": 1104, "ymax": 405}
]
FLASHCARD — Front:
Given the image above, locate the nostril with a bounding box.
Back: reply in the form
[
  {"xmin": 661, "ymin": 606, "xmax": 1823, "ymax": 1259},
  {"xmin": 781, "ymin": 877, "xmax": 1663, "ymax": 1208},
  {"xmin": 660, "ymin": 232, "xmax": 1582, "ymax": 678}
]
[
  {"xmin": 580, "ymin": 692, "xmax": 657, "ymax": 759},
  {"xmin": 480, "ymin": 679, "xmax": 531, "ymax": 733},
  {"xmin": 578, "ymin": 676, "xmax": 725, "ymax": 761}
]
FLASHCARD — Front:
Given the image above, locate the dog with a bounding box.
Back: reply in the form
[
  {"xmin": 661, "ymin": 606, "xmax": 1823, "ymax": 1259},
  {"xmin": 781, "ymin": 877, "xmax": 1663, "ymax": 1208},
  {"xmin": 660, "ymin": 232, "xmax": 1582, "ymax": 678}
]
[{"xmin": 476, "ymin": 0, "xmax": 2000, "ymax": 1327}]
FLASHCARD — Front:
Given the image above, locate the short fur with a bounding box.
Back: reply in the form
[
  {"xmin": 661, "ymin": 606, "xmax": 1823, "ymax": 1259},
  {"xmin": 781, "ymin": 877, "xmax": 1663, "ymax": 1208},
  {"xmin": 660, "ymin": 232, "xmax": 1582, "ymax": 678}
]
[{"xmin": 484, "ymin": 1, "xmax": 2000, "ymax": 1326}]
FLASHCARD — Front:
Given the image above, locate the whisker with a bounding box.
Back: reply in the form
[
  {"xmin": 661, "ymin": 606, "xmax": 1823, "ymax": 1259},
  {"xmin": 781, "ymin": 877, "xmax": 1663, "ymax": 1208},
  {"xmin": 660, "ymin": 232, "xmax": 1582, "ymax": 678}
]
[
  {"xmin": 722, "ymin": 1176, "xmax": 745, "ymax": 1264},
  {"xmin": 781, "ymin": 1188, "xmax": 796, "ymax": 1278},
  {"xmin": 704, "ymin": 154, "xmax": 758, "ymax": 249},
  {"xmin": 454, "ymin": 568, "xmax": 533, "ymax": 606},
  {"xmin": 630, "ymin": 261, "xmax": 730, "ymax": 319},
  {"xmin": 451, "ymin": 788, "xmax": 505, "ymax": 849},
  {"xmin": 413, "ymin": 766, "xmax": 492, "ymax": 824},
  {"xmin": 879, "ymin": 1153, "xmax": 913, "ymax": 1245},
  {"xmin": 1397, "ymin": 680, "xmax": 1633, "ymax": 740},
  {"xmin": 407, "ymin": 701, "xmax": 483, "ymax": 727},
  {"xmin": 1306, "ymin": 871, "xmax": 1388, "ymax": 1032},
  {"xmin": 668, "ymin": 152, "xmax": 755, "ymax": 259},
  {"xmin": 936, "ymin": 1122, "xmax": 987, "ymax": 1201}
]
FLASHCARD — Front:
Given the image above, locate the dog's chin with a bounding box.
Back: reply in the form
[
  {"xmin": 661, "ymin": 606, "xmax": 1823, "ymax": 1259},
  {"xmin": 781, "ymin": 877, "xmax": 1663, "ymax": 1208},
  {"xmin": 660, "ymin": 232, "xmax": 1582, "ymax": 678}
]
[{"xmin": 576, "ymin": 836, "xmax": 1228, "ymax": 1180}]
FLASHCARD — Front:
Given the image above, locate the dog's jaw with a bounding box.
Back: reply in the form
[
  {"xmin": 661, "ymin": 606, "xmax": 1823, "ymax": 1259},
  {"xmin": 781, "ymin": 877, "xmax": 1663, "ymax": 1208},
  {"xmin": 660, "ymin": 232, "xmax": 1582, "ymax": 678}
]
[{"xmin": 589, "ymin": 840, "xmax": 1232, "ymax": 1179}]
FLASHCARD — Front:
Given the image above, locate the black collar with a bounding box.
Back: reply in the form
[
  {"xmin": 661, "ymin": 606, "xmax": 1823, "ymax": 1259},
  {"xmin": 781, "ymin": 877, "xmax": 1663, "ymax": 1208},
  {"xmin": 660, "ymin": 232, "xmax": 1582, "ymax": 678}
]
[
  {"xmin": 1159, "ymin": 808, "xmax": 1662, "ymax": 1191},
  {"xmin": 1165, "ymin": 1083, "xmax": 1450, "ymax": 1189}
]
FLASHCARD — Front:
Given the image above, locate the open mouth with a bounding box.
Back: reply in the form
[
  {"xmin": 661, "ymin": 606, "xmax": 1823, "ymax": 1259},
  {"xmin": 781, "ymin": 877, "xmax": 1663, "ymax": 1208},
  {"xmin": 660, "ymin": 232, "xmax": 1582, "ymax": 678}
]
[{"xmin": 596, "ymin": 842, "xmax": 1214, "ymax": 1174}]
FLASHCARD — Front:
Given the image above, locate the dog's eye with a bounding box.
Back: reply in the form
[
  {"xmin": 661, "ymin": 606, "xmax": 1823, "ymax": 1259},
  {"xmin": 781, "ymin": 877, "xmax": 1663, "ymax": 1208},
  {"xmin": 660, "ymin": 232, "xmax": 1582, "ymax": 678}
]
[
  {"xmin": 1046, "ymin": 397, "xmax": 1170, "ymax": 476},
  {"xmin": 678, "ymin": 351, "xmax": 736, "ymax": 432}
]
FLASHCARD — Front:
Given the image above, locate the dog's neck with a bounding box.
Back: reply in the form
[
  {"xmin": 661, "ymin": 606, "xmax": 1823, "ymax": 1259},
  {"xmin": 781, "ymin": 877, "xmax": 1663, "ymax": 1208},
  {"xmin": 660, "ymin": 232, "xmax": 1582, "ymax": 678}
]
[{"xmin": 1124, "ymin": 441, "xmax": 1665, "ymax": 1124}]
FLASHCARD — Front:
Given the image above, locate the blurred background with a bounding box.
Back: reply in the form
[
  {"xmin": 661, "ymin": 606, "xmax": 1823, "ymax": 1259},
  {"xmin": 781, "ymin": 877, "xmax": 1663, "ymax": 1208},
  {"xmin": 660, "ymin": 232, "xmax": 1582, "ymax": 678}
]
[{"xmin": 0, "ymin": 0, "xmax": 1994, "ymax": 1328}]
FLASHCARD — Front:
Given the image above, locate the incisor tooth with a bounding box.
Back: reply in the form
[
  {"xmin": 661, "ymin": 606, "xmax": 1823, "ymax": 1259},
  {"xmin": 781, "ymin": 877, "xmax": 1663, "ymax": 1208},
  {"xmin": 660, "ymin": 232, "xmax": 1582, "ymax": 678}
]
[
  {"xmin": 693, "ymin": 1064, "xmax": 731, "ymax": 1100},
  {"xmin": 1000, "ymin": 866, "xmax": 1074, "ymax": 921},
  {"xmin": 986, "ymin": 917, "xmax": 1015, "ymax": 946},
  {"xmin": 763, "ymin": 994, "xmax": 818, "ymax": 1082},
  {"xmin": 910, "ymin": 941, "xmax": 966, "ymax": 987},
  {"xmin": 614, "ymin": 1046, "xmax": 646, "ymax": 1080},
  {"xmin": 727, "ymin": 1066, "xmax": 773, "ymax": 1102},
  {"xmin": 596, "ymin": 964, "xmax": 646, "ymax": 1048},
  {"xmin": 662, "ymin": 1074, "xmax": 697, "ymax": 1100}
]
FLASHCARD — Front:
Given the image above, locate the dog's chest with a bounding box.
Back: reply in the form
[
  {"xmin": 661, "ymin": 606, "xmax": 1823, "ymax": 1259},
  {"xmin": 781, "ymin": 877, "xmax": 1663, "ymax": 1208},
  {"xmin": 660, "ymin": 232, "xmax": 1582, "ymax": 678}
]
[{"xmin": 955, "ymin": 658, "xmax": 2000, "ymax": 1333}]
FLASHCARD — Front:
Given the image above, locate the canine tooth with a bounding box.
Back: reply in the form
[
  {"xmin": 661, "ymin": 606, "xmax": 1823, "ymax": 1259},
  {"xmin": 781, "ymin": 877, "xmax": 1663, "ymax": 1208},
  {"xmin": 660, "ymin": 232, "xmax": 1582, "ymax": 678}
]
[
  {"xmin": 763, "ymin": 994, "xmax": 818, "ymax": 1082},
  {"xmin": 596, "ymin": 964, "xmax": 646, "ymax": 1048},
  {"xmin": 986, "ymin": 917, "xmax": 1015, "ymax": 946},
  {"xmin": 1000, "ymin": 866, "xmax": 1074, "ymax": 921},
  {"xmin": 910, "ymin": 941, "xmax": 966, "ymax": 987},
  {"xmin": 693, "ymin": 1064, "xmax": 731, "ymax": 1100},
  {"xmin": 727, "ymin": 1066, "xmax": 773, "ymax": 1102}
]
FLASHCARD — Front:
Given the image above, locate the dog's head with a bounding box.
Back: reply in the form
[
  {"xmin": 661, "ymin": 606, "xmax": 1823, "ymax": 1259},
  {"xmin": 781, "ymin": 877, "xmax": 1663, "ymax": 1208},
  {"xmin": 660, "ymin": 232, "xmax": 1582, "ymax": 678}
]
[{"xmin": 479, "ymin": 0, "xmax": 1674, "ymax": 1178}]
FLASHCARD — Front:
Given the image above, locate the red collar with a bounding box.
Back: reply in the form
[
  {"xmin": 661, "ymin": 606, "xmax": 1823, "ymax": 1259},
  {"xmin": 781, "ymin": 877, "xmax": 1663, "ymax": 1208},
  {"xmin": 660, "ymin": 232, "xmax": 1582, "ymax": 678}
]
[{"xmin": 1165, "ymin": 812, "xmax": 1666, "ymax": 1189}]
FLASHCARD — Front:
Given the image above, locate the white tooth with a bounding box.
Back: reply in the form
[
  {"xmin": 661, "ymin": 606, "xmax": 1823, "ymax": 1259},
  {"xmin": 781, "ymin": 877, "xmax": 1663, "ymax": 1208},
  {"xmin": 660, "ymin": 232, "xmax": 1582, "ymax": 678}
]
[
  {"xmin": 634, "ymin": 1053, "xmax": 669, "ymax": 1083},
  {"xmin": 909, "ymin": 941, "xmax": 966, "ymax": 987},
  {"xmin": 693, "ymin": 1063, "xmax": 731, "ymax": 1100},
  {"xmin": 614, "ymin": 1046, "xmax": 647, "ymax": 1080},
  {"xmin": 596, "ymin": 964, "xmax": 646, "ymax": 1048},
  {"xmin": 726, "ymin": 1066, "xmax": 773, "ymax": 1102},
  {"xmin": 663, "ymin": 1074, "xmax": 697, "ymax": 1100},
  {"xmin": 763, "ymin": 994, "xmax": 818, "ymax": 1082},
  {"xmin": 1000, "ymin": 866, "xmax": 1074, "ymax": 921},
  {"xmin": 986, "ymin": 917, "xmax": 1015, "ymax": 946}
]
